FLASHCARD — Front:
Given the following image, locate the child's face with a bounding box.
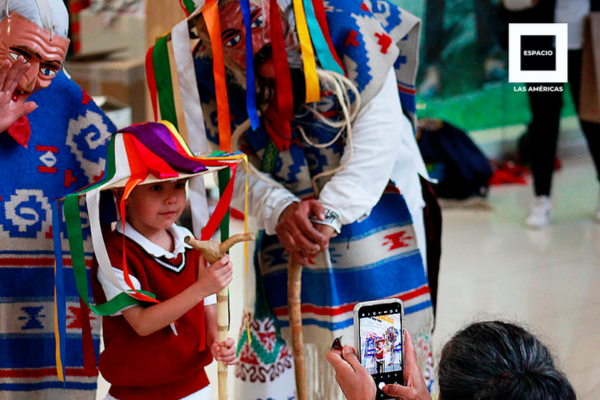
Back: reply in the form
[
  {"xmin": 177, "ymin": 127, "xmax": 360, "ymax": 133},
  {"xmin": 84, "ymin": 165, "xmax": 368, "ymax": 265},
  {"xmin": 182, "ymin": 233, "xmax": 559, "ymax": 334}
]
[{"xmin": 125, "ymin": 179, "xmax": 188, "ymax": 235}]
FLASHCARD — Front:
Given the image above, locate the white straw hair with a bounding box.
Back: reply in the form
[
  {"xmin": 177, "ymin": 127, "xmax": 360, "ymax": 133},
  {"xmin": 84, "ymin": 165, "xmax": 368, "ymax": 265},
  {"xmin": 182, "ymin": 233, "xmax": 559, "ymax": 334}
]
[{"xmin": 0, "ymin": 0, "xmax": 69, "ymax": 38}]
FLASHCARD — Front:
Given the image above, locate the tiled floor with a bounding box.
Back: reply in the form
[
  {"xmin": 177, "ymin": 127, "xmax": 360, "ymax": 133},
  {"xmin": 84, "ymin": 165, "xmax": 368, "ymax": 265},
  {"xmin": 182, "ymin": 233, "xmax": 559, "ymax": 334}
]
[
  {"xmin": 433, "ymin": 153, "xmax": 600, "ymax": 400},
  {"xmin": 97, "ymin": 153, "xmax": 600, "ymax": 399}
]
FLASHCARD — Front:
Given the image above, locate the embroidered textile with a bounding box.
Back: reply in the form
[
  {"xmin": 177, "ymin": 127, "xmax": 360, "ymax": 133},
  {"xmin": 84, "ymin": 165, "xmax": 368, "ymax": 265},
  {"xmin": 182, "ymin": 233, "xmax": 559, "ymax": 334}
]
[
  {"xmin": 193, "ymin": 1, "xmax": 431, "ymax": 399},
  {"xmin": 0, "ymin": 71, "xmax": 114, "ymax": 399}
]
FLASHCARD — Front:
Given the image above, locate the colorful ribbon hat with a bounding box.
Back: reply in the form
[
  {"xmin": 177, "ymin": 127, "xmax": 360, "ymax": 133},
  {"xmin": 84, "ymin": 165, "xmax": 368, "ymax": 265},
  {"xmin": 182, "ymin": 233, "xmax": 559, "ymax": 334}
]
[
  {"xmin": 52, "ymin": 121, "xmax": 246, "ymax": 380},
  {"xmin": 147, "ymin": 0, "xmax": 345, "ymax": 157}
]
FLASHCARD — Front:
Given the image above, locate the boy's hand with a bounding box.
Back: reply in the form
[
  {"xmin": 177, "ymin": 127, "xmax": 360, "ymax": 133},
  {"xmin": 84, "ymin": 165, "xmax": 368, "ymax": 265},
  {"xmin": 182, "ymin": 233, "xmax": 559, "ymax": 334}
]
[
  {"xmin": 210, "ymin": 338, "xmax": 237, "ymax": 365},
  {"xmin": 195, "ymin": 254, "xmax": 233, "ymax": 297}
]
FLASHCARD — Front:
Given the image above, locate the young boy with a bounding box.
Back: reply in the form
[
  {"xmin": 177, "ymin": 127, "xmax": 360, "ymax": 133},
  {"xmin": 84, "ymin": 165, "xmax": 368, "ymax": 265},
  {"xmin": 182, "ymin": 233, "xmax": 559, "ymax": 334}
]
[{"xmin": 91, "ymin": 175, "xmax": 236, "ymax": 400}]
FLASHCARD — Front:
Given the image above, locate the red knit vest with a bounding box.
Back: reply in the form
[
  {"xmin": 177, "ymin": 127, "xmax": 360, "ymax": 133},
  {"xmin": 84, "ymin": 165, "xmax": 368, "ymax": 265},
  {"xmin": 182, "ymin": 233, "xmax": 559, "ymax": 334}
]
[{"xmin": 91, "ymin": 230, "xmax": 213, "ymax": 400}]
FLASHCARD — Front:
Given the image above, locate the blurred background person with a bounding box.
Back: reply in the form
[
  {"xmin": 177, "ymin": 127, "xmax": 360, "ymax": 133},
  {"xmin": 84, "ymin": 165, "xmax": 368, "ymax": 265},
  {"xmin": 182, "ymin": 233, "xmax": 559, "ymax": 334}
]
[{"xmin": 507, "ymin": 0, "xmax": 600, "ymax": 228}]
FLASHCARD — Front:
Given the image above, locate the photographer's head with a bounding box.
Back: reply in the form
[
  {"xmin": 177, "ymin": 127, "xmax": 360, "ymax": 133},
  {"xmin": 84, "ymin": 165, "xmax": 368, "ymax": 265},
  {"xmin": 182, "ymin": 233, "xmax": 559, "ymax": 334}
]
[{"xmin": 438, "ymin": 321, "xmax": 576, "ymax": 400}]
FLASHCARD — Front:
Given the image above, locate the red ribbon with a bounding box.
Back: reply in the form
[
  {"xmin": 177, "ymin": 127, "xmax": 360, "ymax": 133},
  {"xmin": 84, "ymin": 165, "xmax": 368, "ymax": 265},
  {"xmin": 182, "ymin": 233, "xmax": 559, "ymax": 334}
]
[
  {"xmin": 131, "ymin": 135, "xmax": 179, "ymax": 180},
  {"xmin": 264, "ymin": 104, "xmax": 293, "ymax": 151},
  {"xmin": 270, "ymin": 0, "xmax": 294, "ymax": 123},
  {"xmin": 79, "ymin": 297, "xmax": 97, "ymax": 374},
  {"xmin": 201, "ymin": 162, "xmax": 237, "ymax": 241},
  {"xmin": 145, "ymin": 46, "xmax": 159, "ymax": 122}
]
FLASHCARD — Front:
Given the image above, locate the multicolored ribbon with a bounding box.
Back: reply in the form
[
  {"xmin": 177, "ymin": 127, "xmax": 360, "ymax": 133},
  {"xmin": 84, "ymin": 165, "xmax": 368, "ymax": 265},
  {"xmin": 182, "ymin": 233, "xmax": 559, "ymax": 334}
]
[
  {"xmin": 311, "ymin": 0, "xmax": 345, "ymax": 74},
  {"xmin": 204, "ymin": 0, "xmax": 232, "ymax": 152},
  {"xmin": 302, "ymin": 0, "xmax": 344, "ymax": 75},
  {"xmin": 54, "ymin": 122, "xmax": 246, "ymax": 379},
  {"xmin": 181, "ymin": 0, "xmax": 194, "ymax": 16},
  {"xmin": 293, "ymin": 0, "xmax": 320, "ymax": 103}
]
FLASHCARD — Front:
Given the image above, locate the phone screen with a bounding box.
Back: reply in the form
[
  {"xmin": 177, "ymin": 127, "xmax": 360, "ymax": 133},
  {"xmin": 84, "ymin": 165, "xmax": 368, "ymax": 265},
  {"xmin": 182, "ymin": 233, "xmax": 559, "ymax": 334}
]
[{"xmin": 358, "ymin": 301, "xmax": 403, "ymax": 397}]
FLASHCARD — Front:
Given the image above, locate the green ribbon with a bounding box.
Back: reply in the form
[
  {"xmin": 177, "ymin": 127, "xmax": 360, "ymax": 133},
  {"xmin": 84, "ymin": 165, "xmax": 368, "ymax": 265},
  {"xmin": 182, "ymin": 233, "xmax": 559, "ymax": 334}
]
[
  {"xmin": 64, "ymin": 195, "xmax": 156, "ymax": 316},
  {"xmin": 260, "ymin": 139, "xmax": 279, "ymax": 174},
  {"xmin": 183, "ymin": 0, "xmax": 195, "ymax": 15},
  {"xmin": 218, "ymin": 168, "xmax": 231, "ymax": 329},
  {"xmin": 153, "ymin": 36, "xmax": 179, "ymax": 130}
]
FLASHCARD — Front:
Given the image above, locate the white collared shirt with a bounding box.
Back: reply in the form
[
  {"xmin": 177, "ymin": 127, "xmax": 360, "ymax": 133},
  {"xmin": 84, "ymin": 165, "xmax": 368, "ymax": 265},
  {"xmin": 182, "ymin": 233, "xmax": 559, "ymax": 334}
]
[
  {"xmin": 97, "ymin": 221, "xmax": 216, "ymax": 316},
  {"xmin": 226, "ymin": 67, "xmax": 429, "ymax": 268},
  {"xmin": 228, "ymin": 67, "xmax": 428, "ymax": 234}
]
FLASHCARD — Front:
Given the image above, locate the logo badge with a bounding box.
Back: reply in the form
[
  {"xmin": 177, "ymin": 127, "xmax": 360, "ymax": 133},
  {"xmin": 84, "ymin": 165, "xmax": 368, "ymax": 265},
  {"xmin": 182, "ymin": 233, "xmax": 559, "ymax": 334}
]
[{"xmin": 509, "ymin": 24, "xmax": 568, "ymax": 83}]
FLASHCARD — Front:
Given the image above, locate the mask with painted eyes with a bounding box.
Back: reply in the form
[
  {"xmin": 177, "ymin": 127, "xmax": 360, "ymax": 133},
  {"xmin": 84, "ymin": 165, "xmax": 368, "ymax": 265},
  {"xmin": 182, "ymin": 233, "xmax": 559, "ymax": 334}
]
[
  {"xmin": 219, "ymin": 1, "xmax": 271, "ymax": 70},
  {"xmin": 0, "ymin": 12, "xmax": 69, "ymax": 107},
  {"xmin": 196, "ymin": 0, "xmax": 286, "ymax": 79}
]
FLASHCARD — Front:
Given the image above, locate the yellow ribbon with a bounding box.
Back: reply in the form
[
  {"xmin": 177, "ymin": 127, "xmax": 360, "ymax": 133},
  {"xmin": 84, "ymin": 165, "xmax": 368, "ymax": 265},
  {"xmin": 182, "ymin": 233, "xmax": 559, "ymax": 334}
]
[
  {"xmin": 293, "ymin": 0, "xmax": 320, "ymax": 103},
  {"xmin": 53, "ymin": 283, "xmax": 64, "ymax": 382}
]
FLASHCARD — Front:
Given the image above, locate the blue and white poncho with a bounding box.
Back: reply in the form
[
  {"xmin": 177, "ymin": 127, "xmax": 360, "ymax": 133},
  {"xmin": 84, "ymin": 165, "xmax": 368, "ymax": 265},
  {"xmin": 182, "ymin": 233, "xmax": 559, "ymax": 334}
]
[
  {"xmin": 194, "ymin": 1, "xmax": 434, "ymax": 399},
  {"xmin": 0, "ymin": 72, "xmax": 114, "ymax": 399}
]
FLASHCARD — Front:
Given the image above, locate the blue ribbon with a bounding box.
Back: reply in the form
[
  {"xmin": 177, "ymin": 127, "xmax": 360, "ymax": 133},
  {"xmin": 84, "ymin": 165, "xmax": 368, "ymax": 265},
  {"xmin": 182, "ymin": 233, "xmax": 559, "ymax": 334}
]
[
  {"xmin": 303, "ymin": 0, "xmax": 344, "ymax": 75},
  {"xmin": 52, "ymin": 200, "xmax": 67, "ymax": 385},
  {"xmin": 240, "ymin": 0, "xmax": 260, "ymax": 130}
]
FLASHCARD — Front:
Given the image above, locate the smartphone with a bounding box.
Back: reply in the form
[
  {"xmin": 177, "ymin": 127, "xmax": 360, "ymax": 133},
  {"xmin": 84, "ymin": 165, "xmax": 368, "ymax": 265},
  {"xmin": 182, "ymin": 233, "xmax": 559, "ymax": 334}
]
[{"xmin": 354, "ymin": 299, "xmax": 405, "ymax": 399}]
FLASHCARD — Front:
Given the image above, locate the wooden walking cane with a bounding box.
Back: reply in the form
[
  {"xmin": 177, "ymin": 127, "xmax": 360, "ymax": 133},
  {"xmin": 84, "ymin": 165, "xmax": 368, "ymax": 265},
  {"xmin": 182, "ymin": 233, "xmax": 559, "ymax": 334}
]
[
  {"xmin": 288, "ymin": 258, "xmax": 308, "ymax": 400},
  {"xmin": 185, "ymin": 233, "xmax": 255, "ymax": 400}
]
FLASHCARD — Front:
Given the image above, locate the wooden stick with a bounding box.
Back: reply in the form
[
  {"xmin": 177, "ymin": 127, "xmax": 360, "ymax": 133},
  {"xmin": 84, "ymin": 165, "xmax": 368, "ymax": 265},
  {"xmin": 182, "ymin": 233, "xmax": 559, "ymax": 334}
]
[
  {"xmin": 288, "ymin": 258, "xmax": 308, "ymax": 400},
  {"xmin": 184, "ymin": 233, "xmax": 254, "ymax": 400},
  {"xmin": 185, "ymin": 233, "xmax": 254, "ymax": 264},
  {"xmin": 217, "ymin": 287, "xmax": 229, "ymax": 400}
]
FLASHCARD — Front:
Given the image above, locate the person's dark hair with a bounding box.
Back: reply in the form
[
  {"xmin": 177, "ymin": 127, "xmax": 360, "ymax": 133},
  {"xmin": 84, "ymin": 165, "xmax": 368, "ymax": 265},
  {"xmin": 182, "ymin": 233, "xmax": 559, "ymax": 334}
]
[{"xmin": 438, "ymin": 321, "xmax": 576, "ymax": 400}]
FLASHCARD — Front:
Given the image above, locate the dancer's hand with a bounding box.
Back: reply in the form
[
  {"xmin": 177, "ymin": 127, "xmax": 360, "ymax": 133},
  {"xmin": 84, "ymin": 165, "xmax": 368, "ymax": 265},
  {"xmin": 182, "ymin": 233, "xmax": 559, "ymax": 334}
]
[
  {"xmin": 313, "ymin": 224, "xmax": 337, "ymax": 250},
  {"xmin": 382, "ymin": 331, "xmax": 432, "ymax": 400},
  {"xmin": 276, "ymin": 200, "xmax": 327, "ymax": 265},
  {"xmin": 326, "ymin": 345, "xmax": 376, "ymax": 400},
  {"xmin": 0, "ymin": 57, "xmax": 37, "ymax": 133}
]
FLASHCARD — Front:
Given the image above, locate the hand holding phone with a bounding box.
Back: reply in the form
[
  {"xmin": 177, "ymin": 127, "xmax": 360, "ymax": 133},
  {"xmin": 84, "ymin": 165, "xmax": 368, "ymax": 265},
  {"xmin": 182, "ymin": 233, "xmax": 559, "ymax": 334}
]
[
  {"xmin": 354, "ymin": 299, "xmax": 405, "ymax": 400},
  {"xmin": 325, "ymin": 346, "xmax": 377, "ymax": 400}
]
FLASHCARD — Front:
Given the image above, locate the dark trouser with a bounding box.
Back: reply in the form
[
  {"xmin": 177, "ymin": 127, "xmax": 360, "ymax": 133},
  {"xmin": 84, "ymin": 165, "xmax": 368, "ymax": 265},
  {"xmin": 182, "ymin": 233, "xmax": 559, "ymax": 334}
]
[
  {"xmin": 527, "ymin": 50, "xmax": 600, "ymax": 196},
  {"xmin": 421, "ymin": 177, "xmax": 441, "ymax": 322}
]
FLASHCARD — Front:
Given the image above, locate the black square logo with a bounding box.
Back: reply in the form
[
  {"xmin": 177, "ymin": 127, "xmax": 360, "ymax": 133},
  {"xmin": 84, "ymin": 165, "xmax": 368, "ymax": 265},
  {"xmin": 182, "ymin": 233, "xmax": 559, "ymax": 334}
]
[{"xmin": 521, "ymin": 35, "xmax": 556, "ymax": 71}]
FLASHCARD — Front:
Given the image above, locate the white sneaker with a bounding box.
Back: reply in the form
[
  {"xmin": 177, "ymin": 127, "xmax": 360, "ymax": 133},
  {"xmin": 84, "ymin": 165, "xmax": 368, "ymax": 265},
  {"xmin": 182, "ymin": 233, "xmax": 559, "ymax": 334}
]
[{"xmin": 526, "ymin": 196, "xmax": 552, "ymax": 228}]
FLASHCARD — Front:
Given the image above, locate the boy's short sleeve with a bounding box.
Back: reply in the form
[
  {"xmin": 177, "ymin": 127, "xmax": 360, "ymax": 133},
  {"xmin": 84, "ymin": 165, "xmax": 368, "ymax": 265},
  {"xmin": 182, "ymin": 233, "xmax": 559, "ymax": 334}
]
[
  {"xmin": 97, "ymin": 267, "xmax": 142, "ymax": 316},
  {"xmin": 204, "ymin": 294, "xmax": 216, "ymax": 306},
  {"xmin": 97, "ymin": 234, "xmax": 144, "ymax": 316},
  {"xmin": 98, "ymin": 266, "xmax": 142, "ymax": 300}
]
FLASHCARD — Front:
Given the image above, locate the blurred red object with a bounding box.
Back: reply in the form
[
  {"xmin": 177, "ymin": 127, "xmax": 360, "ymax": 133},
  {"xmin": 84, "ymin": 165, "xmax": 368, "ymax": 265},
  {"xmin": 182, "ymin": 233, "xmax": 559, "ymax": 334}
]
[
  {"xmin": 68, "ymin": 0, "xmax": 91, "ymax": 54},
  {"xmin": 230, "ymin": 208, "xmax": 245, "ymax": 220},
  {"xmin": 489, "ymin": 160, "xmax": 530, "ymax": 186}
]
